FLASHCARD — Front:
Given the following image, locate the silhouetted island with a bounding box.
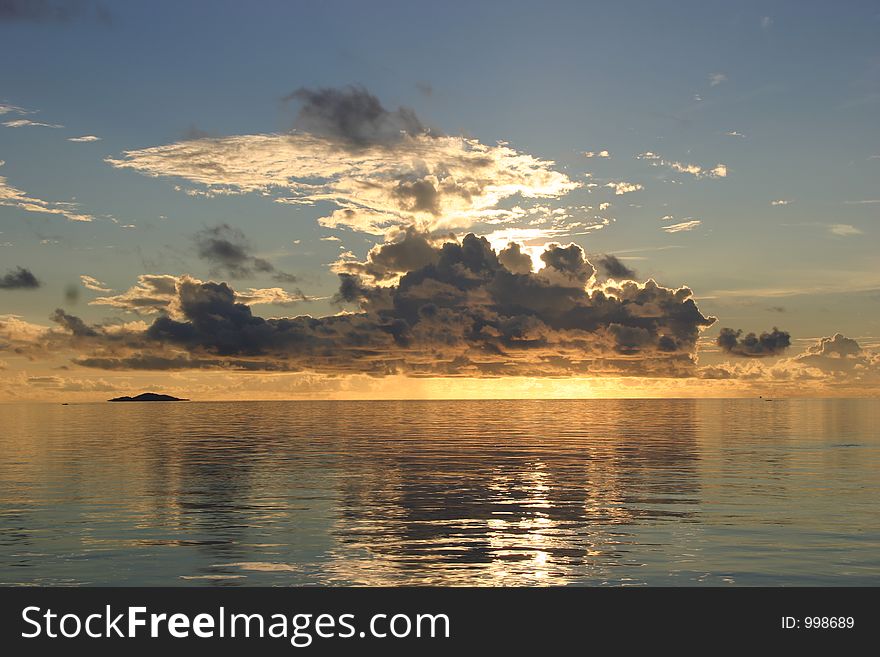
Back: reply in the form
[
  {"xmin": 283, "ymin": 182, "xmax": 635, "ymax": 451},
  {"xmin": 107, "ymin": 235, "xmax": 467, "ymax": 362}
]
[{"xmin": 108, "ymin": 393, "xmax": 188, "ymax": 402}]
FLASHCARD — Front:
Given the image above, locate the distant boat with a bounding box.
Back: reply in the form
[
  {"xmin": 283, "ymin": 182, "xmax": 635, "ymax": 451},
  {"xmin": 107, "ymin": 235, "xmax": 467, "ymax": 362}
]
[{"xmin": 108, "ymin": 393, "xmax": 189, "ymax": 402}]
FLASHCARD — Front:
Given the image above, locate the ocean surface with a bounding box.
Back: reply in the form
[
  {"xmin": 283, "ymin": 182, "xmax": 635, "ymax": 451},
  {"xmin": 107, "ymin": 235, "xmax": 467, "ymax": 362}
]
[{"xmin": 0, "ymin": 399, "xmax": 877, "ymax": 586}]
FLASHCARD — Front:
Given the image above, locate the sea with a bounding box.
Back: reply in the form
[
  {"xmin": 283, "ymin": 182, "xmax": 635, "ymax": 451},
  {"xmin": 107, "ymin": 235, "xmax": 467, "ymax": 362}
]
[{"xmin": 1, "ymin": 399, "xmax": 877, "ymax": 586}]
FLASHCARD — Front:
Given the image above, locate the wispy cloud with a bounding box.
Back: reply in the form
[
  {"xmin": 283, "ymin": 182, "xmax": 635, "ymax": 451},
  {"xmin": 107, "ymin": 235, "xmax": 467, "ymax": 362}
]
[
  {"xmin": 662, "ymin": 219, "xmax": 702, "ymax": 233},
  {"xmin": 3, "ymin": 118, "xmax": 63, "ymax": 129},
  {"xmin": 636, "ymin": 152, "xmax": 727, "ymax": 179},
  {"xmin": 709, "ymin": 72, "xmax": 727, "ymax": 87},
  {"xmin": 605, "ymin": 181, "xmax": 643, "ymax": 195},
  {"xmin": 828, "ymin": 224, "xmax": 862, "ymax": 237},
  {"xmin": 80, "ymin": 275, "xmax": 112, "ymax": 292},
  {"xmin": 770, "ymin": 199, "xmax": 792, "ymax": 206},
  {"xmin": 583, "ymin": 150, "xmax": 610, "ymax": 158},
  {"xmin": 0, "ymin": 164, "xmax": 93, "ymax": 222},
  {"xmin": 0, "ymin": 103, "xmax": 32, "ymax": 115},
  {"xmin": 68, "ymin": 135, "xmax": 101, "ymax": 142},
  {"xmin": 671, "ymin": 161, "xmax": 726, "ymax": 178},
  {"xmin": 107, "ymin": 86, "xmax": 577, "ymax": 236}
]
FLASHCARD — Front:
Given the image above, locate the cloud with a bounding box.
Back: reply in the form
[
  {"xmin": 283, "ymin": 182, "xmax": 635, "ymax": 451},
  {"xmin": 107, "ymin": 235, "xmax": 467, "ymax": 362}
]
[
  {"xmin": 0, "ymin": 165, "xmax": 93, "ymax": 222},
  {"xmin": 19, "ymin": 235, "xmax": 717, "ymax": 377},
  {"xmin": 761, "ymin": 16, "xmax": 773, "ymax": 29},
  {"xmin": 725, "ymin": 131, "xmax": 746, "ymax": 138},
  {"xmin": 0, "ymin": 102, "xmax": 31, "ymax": 115},
  {"xmin": 331, "ymin": 228, "xmax": 445, "ymax": 283},
  {"xmin": 68, "ymin": 135, "xmax": 101, "ymax": 142},
  {"xmin": 605, "ymin": 181, "xmax": 643, "ymax": 195},
  {"xmin": 770, "ymin": 199, "xmax": 791, "ymax": 206},
  {"xmin": 23, "ymin": 375, "xmax": 118, "ymax": 393},
  {"xmin": 80, "ymin": 274, "xmax": 111, "ymax": 292},
  {"xmin": 662, "ymin": 220, "xmax": 701, "ymax": 233},
  {"xmin": 496, "ymin": 241, "xmax": 536, "ymax": 275},
  {"xmin": 193, "ymin": 224, "xmax": 297, "ymax": 282},
  {"xmin": 828, "ymin": 224, "xmax": 862, "ymax": 237},
  {"xmin": 717, "ymin": 327, "xmax": 791, "ymax": 357},
  {"xmin": 283, "ymin": 85, "xmax": 428, "ymax": 147},
  {"xmin": 90, "ymin": 273, "xmax": 307, "ymax": 315},
  {"xmin": 2, "ymin": 119, "xmax": 63, "ymax": 128},
  {"xmin": 792, "ymin": 334, "xmax": 877, "ymax": 375},
  {"xmin": 90, "ymin": 274, "xmax": 180, "ymax": 314},
  {"xmin": 583, "ymin": 150, "xmax": 610, "ymax": 158},
  {"xmin": 637, "ymin": 152, "xmax": 727, "ymax": 179},
  {"xmin": 0, "ymin": 266, "xmax": 40, "ymax": 289},
  {"xmin": 702, "ymin": 334, "xmax": 880, "ymax": 388},
  {"xmin": 50, "ymin": 308, "xmax": 97, "ymax": 336},
  {"xmin": 232, "ymin": 287, "xmax": 309, "ymax": 307},
  {"xmin": 106, "ymin": 86, "xmax": 577, "ymax": 236},
  {"xmin": 595, "ymin": 254, "xmax": 636, "ymax": 280},
  {"xmin": 0, "ymin": 315, "xmax": 52, "ymax": 354},
  {"xmin": 709, "ymin": 73, "xmax": 727, "ymax": 87}
]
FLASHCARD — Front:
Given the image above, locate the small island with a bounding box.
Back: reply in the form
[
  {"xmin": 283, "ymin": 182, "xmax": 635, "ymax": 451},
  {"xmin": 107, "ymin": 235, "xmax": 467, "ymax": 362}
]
[{"xmin": 108, "ymin": 393, "xmax": 189, "ymax": 402}]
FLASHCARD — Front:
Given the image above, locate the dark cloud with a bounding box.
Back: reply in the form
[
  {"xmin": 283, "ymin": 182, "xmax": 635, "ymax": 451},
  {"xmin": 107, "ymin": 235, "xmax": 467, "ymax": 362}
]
[
  {"xmin": 0, "ymin": 266, "xmax": 40, "ymax": 289},
  {"xmin": 50, "ymin": 308, "xmax": 97, "ymax": 336},
  {"xmin": 180, "ymin": 124, "xmax": 213, "ymax": 140},
  {"xmin": 333, "ymin": 229, "xmax": 443, "ymax": 282},
  {"xmin": 596, "ymin": 254, "xmax": 637, "ymax": 280},
  {"xmin": 51, "ymin": 234, "xmax": 716, "ymax": 377},
  {"xmin": 0, "ymin": 0, "xmax": 110, "ymax": 23},
  {"xmin": 284, "ymin": 85, "xmax": 429, "ymax": 147},
  {"xmin": 194, "ymin": 224, "xmax": 298, "ymax": 283},
  {"xmin": 497, "ymin": 242, "xmax": 533, "ymax": 275},
  {"xmin": 539, "ymin": 243, "xmax": 595, "ymax": 287},
  {"xmin": 64, "ymin": 284, "xmax": 80, "ymax": 304},
  {"xmin": 392, "ymin": 177, "xmax": 442, "ymax": 214},
  {"xmin": 717, "ymin": 326, "xmax": 791, "ymax": 357}
]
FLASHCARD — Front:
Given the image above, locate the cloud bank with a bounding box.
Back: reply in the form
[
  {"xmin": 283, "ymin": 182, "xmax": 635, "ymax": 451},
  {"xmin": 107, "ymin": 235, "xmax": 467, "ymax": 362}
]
[{"xmin": 7, "ymin": 235, "xmax": 718, "ymax": 377}]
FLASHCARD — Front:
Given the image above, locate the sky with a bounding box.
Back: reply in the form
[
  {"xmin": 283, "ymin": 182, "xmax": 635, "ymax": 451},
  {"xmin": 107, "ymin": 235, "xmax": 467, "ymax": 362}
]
[{"xmin": 1, "ymin": 0, "xmax": 879, "ymax": 400}]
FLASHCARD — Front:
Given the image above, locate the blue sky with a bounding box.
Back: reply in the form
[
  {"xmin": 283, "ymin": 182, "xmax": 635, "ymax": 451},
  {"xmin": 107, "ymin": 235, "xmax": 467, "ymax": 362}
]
[{"xmin": 1, "ymin": 1, "xmax": 879, "ymax": 398}]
